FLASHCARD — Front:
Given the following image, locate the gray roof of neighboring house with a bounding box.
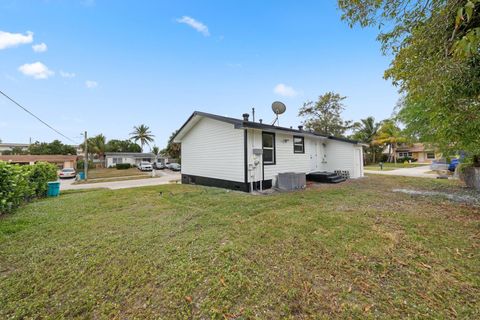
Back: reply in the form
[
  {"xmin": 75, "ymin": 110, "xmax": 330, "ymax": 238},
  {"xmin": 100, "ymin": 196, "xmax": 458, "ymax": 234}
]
[
  {"xmin": 105, "ymin": 152, "xmax": 155, "ymax": 158},
  {"xmin": 173, "ymin": 111, "xmax": 360, "ymax": 144},
  {"xmin": 0, "ymin": 143, "xmax": 30, "ymax": 148}
]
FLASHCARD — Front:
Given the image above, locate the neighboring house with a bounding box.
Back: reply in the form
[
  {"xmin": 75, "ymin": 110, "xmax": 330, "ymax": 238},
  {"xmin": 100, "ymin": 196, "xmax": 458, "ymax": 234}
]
[
  {"xmin": 173, "ymin": 111, "xmax": 365, "ymax": 192},
  {"xmin": 0, "ymin": 143, "xmax": 29, "ymax": 154},
  {"xmin": 393, "ymin": 143, "xmax": 439, "ymax": 163},
  {"xmin": 0, "ymin": 155, "xmax": 78, "ymax": 168},
  {"xmin": 105, "ymin": 152, "xmax": 155, "ymax": 167}
]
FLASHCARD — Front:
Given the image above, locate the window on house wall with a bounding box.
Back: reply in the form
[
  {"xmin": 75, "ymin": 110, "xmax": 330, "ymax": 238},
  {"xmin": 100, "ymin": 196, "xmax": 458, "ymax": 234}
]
[
  {"xmin": 399, "ymin": 152, "xmax": 413, "ymax": 158},
  {"xmin": 262, "ymin": 132, "xmax": 275, "ymax": 165},
  {"xmin": 293, "ymin": 136, "xmax": 304, "ymax": 154},
  {"xmin": 427, "ymin": 152, "xmax": 435, "ymax": 159},
  {"xmin": 112, "ymin": 157, "xmax": 122, "ymax": 164}
]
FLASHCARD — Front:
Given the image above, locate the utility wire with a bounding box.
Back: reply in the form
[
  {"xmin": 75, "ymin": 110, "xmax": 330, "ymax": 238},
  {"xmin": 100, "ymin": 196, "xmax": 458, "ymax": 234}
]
[{"xmin": 0, "ymin": 89, "xmax": 79, "ymax": 144}]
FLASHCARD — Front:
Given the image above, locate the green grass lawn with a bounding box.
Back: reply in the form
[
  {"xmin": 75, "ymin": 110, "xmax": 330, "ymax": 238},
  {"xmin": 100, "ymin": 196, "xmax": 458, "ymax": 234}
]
[
  {"xmin": 1, "ymin": 175, "xmax": 479, "ymax": 319},
  {"xmin": 364, "ymin": 162, "xmax": 428, "ymax": 171}
]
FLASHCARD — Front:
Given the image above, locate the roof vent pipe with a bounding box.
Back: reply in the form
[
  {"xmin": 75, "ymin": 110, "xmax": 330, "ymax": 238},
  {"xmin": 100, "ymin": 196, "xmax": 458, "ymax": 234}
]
[
  {"xmin": 242, "ymin": 113, "xmax": 249, "ymax": 121},
  {"xmin": 298, "ymin": 125, "xmax": 303, "ymax": 131}
]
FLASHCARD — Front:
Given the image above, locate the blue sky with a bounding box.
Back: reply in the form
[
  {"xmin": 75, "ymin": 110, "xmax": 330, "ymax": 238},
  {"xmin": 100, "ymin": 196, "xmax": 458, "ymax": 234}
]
[{"xmin": 0, "ymin": 0, "xmax": 399, "ymax": 149}]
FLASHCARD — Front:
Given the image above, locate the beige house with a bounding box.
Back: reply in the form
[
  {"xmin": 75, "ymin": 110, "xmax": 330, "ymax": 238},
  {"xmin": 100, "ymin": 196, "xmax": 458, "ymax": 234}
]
[
  {"xmin": 0, "ymin": 155, "xmax": 78, "ymax": 169},
  {"xmin": 395, "ymin": 143, "xmax": 440, "ymax": 163},
  {"xmin": 0, "ymin": 143, "xmax": 29, "ymax": 154}
]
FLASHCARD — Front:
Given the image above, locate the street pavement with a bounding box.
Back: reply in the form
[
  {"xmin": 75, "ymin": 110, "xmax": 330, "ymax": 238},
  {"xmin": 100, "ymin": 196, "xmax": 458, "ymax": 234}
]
[
  {"xmin": 60, "ymin": 170, "xmax": 181, "ymax": 190},
  {"xmin": 364, "ymin": 165, "xmax": 440, "ymax": 179}
]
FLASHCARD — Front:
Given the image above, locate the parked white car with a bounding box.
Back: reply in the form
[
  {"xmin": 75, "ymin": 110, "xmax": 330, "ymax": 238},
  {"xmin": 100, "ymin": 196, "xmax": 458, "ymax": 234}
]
[
  {"xmin": 166, "ymin": 163, "xmax": 181, "ymax": 171},
  {"xmin": 137, "ymin": 161, "xmax": 153, "ymax": 171},
  {"xmin": 58, "ymin": 168, "xmax": 76, "ymax": 179}
]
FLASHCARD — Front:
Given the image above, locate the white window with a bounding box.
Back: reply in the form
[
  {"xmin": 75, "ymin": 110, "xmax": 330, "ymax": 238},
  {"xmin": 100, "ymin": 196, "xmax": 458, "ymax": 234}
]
[
  {"xmin": 262, "ymin": 132, "xmax": 275, "ymax": 165},
  {"xmin": 293, "ymin": 136, "xmax": 305, "ymax": 154},
  {"xmin": 112, "ymin": 157, "xmax": 123, "ymax": 164}
]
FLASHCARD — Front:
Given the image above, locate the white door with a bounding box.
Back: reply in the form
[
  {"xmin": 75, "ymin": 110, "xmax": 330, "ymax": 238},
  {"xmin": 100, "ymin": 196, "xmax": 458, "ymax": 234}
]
[
  {"xmin": 310, "ymin": 140, "xmax": 318, "ymax": 172},
  {"xmin": 354, "ymin": 148, "xmax": 361, "ymax": 178}
]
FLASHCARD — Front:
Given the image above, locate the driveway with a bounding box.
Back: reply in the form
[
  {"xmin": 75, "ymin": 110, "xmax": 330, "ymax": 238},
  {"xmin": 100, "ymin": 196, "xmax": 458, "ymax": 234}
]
[
  {"xmin": 60, "ymin": 170, "xmax": 181, "ymax": 190},
  {"xmin": 364, "ymin": 165, "xmax": 439, "ymax": 178}
]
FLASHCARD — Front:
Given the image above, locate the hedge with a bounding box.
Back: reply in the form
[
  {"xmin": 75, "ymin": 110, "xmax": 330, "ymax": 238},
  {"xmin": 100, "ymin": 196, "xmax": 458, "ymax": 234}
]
[
  {"xmin": 115, "ymin": 163, "xmax": 131, "ymax": 170},
  {"xmin": 0, "ymin": 161, "xmax": 58, "ymax": 214}
]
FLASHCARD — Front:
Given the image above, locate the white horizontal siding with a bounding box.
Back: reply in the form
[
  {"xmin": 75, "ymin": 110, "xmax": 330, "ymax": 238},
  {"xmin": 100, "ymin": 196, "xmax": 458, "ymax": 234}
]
[
  {"xmin": 263, "ymin": 132, "xmax": 311, "ymax": 181},
  {"xmin": 324, "ymin": 140, "xmax": 363, "ymax": 178},
  {"xmin": 247, "ymin": 130, "xmax": 318, "ymax": 185},
  {"xmin": 181, "ymin": 117, "xmax": 244, "ymax": 182}
]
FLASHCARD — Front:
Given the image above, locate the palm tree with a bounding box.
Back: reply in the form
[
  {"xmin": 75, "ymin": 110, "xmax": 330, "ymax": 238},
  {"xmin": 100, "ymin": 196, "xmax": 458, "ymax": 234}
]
[
  {"xmin": 373, "ymin": 120, "xmax": 406, "ymax": 164},
  {"xmin": 88, "ymin": 134, "xmax": 107, "ymax": 161},
  {"xmin": 130, "ymin": 124, "xmax": 155, "ymax": 151},
  {"xmin": 151, "ymin": 145, "xmax": 159, "ymax": 156},
  {"xmin": 352, "ymin": 117, "xmax": 381, "ymax": 163}
]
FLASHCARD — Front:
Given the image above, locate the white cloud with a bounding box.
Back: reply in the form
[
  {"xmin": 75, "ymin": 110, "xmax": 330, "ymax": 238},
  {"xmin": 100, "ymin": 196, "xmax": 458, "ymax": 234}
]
[
  {"xmin": 60, "ymin": 70, "xmax": 76, "ymax": 78},
  {"xmin": 85, "ymin": 80, "xmax": 98, "ymax": 88},
  {"xmin": 0, "ymin": 30, "xmax": 33, "ymax": 50},
  {"xmin": 18, "ymin": 62, "xmax": 54, "ymax": 79},
  {"xmin": 32, "ymin": 42, "xmax": 47, "ymax": 53},
  {"xmin": 273, "ymin": 83, "xmax": 298, "ymax": 97},
  {"xmin": 176, "ymin": 16, "xmax": 210, "ymax": 36}
]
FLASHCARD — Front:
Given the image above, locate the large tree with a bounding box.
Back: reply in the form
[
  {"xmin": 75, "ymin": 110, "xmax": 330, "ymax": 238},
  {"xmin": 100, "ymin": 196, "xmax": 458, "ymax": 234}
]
[
  {"xmin": 29, "ymin": 140, "xmax": 77, "ymax": 155},
  {"xmin": 130, "ymin": 124, "xmax": 155, "ymax": 151},
  {"xmin": 373, "ymin": 120, "xmax": 406, "ymax": 164},
  {"xmin": 298, "ymin": 92, "xmax": 353, "ymax": 137},
  {"xmin": 85, "ymin": 134, "xmax": 107, "ymax": 161},
  {"xmin": 162, "ymin": 130, "xmax": 181, "ymax": 159},
  {"xmin": 351, "ymin": 117, "xmax": 382, "ymax": 163},
  {"xmin": 338, "ymin": 0, "xmax": 480, "ymax": 165},
  {"xmin": 105, "ymin": 139, "xmax": 141, "ymax": 153}
]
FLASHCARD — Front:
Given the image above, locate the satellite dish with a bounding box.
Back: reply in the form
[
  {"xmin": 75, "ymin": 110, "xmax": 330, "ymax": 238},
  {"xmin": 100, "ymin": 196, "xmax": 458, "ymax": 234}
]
[
  {"xmin": 272, "ymin": 101, "xmax": 286, "ymax": 115},
  {"xmin": 271, "ymin": 101, "xmax": 286, "ymax": 126}
]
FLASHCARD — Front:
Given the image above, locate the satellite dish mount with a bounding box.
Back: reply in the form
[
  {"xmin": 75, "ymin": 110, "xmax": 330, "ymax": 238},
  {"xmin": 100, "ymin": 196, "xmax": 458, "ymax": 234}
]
[{"xmin": 271, "ymin": 101, "xmax": 286, "ymax": 126}]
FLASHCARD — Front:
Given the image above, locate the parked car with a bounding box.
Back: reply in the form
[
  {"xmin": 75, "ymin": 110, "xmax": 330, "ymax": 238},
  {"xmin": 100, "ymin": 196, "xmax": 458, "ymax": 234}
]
[
  {"xmin": 167, "ymin": 163, "xmax": 181, "ymax": 171},
  {"xmin": 137, "ymin": 161, "xmax": 153, "ymax": 171},
  {"xmin": 58, "ymin": 168, "xmax": 76, "ymax": 179},
  {"xmin": 448, "ymin": 158, "xmax": 460, "ymax": 172},
  {"xmin": 430, "ymin": 159, "xmax": 448, "ymax": 171},
  {"xmin": 153, "ymin": 161, "xmax": 165, "ymax": 170}
]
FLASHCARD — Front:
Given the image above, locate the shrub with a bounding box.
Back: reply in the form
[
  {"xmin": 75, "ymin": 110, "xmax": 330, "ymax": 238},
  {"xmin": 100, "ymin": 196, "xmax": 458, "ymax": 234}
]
[
  {"xmin": 0, "ymin": 161, "xmax": 57, "ymax": 214},
  {"xmin": 116, "ymin": 163, "xmax": 131, "ymax": 170},
  {"xmin": 26, "ymin": 162, "xmax": 58, "ymax": 197},
  {"xmin": 76, "ymin": 159, "xmax": 95, "ymax": 170},
  {"xmin": 398, "ymin": 157, "xmax": 417, "ymax": 163},
  {"xmin": 379, "ymin": 154, "xmax": 389, "ymax": 163}
]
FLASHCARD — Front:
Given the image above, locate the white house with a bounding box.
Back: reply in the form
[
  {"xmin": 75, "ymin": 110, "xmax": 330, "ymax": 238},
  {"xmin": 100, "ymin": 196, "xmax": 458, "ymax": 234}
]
[
  {"xmin": 105, "ymin": 152, "xmax": 155, "ymax": 167},
  {"xmin": 173, "ymin": 111, "xmax": 364, "ymax": 192}
]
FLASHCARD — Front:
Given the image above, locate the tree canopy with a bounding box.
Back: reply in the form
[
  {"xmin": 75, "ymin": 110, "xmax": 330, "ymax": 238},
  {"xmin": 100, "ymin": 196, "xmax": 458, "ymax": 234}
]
[
  {"xmin": 351, "ymin": 117, "xmax": 383, "ymax": 163},
  {"xmin": 130, "ymin": 124, "xmax": 155, "ymax": 151},
  {"xmin": 105, "ymin": 139, "xmax": 141, "ymax": 153},
  {"xmin": 29, "ymin": 140, "xmax": 77, "ymax": 155},
  {"xmin": 161, "ymin": 130, "xmax": 181, "ymax": 159},
  {"xmin": 338, "ymin": 0, "xmax": 480, "ymax": 164},
  {"xmin": 298, "ymin": 92, "xmax": 352, "ymax": 137}
]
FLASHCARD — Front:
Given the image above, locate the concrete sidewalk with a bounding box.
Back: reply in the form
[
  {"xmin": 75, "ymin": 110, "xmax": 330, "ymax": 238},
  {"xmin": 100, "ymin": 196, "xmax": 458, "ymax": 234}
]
[
  {"xmin": 364, "ymin": 165, "xmax": 439, "ymax": 179},
  {"xmin": 60, "ymin": 171, "xmax": 181, "ymax": 190}
]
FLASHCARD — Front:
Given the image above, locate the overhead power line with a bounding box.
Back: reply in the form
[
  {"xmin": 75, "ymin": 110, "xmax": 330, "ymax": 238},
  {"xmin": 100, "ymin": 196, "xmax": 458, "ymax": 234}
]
[{"xmin": 0, "ymin": 89, "xmax": 78, "ymax": 144}]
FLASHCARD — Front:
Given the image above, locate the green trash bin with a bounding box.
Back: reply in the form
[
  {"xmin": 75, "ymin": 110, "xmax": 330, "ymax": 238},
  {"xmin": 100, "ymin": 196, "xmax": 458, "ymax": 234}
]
[{"xmin": 47, "ymin": 181, "xmax": 61, "ymax": 197}]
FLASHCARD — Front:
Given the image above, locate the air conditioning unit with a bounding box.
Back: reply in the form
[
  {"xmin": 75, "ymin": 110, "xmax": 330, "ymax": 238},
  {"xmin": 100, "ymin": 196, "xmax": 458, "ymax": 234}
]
[{"xmin": 277, "ymin": 172, "xmax": 306, "ymax": 191}]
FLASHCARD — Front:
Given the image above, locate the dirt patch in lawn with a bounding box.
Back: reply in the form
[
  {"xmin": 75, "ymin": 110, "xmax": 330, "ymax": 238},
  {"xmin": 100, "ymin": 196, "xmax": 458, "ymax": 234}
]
[{"xmin": 393, "ymin": 188, "xmax": 480, "ymax": 207}]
